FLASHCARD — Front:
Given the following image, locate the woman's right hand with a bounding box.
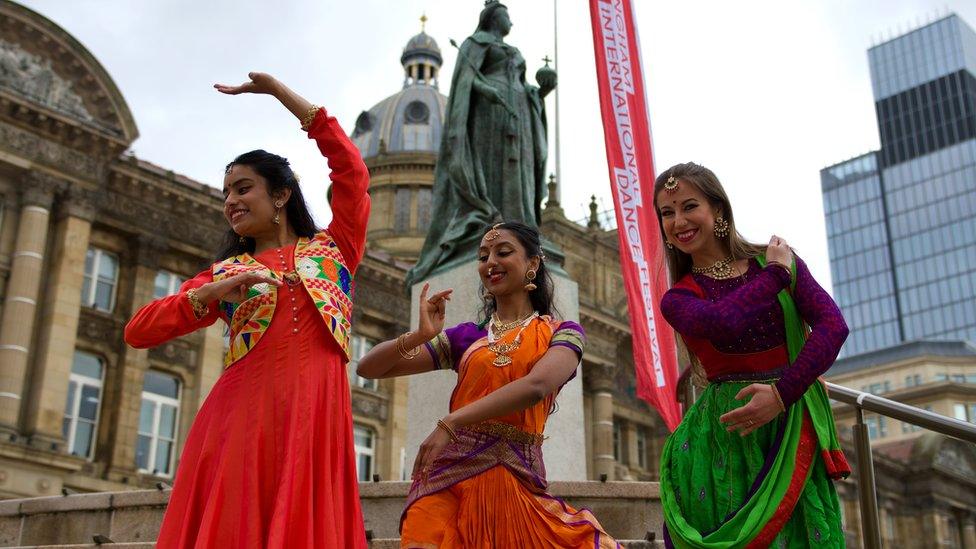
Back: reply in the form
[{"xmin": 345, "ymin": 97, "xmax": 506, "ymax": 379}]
[
  {"xmin": 196, "ymin": 272, "xmax": 283, "ymax": 304},
  {"xmin": 418, "ymin": 283, "xmax": 453, "ymax": 339},
  {"xmin": 766, "ymin": 235, "xmax": 793, "ymax": 266}
]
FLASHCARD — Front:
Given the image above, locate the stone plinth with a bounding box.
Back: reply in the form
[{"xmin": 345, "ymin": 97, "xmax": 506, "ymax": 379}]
[{"xmin": 406, "ymin": 260, "xmax": 586, "ymax": 481}]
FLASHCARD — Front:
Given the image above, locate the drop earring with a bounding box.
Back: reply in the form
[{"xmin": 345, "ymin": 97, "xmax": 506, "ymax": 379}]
[
  {"xmin": 713, "ymin": 216, "xmax": 730, "ymax": 238},
  {"xmin": 523, "ymin": 269, "xmax": 537, "ymax": 292},
  {"xmin": 273, "ymin": 201, "xmax": 283, "ymax": 225}
]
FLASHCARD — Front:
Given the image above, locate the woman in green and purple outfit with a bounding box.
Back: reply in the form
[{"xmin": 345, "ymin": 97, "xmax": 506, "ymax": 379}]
[{"xmin": 654, "ymin": 162, "xmax": 851, "ymax": 548}]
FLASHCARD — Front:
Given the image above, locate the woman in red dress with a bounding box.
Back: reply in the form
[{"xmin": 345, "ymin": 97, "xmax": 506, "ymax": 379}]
[{"xmin": 124, "ymin": 72, "xmax": 369, "ymax": 548}]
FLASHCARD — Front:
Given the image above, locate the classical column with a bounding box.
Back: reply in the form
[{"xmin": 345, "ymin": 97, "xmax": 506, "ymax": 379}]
[
  {"xmin": 590, "ymin": 363, "xmax": 616, "ymax": 480},
  {"xmin": 0, "ymin": 173, "xmax": 59, "ymax": 433},
  {"xmin": 105, "ymin": 234, "xmax": 166, "ymax": 476},
  {"xmin": 22, "ymin": 186, "xmax": 97, "ymax": 449},
  {"xmin": 961, "ymin": 513, "xmax": 975, "ymax": 549}
]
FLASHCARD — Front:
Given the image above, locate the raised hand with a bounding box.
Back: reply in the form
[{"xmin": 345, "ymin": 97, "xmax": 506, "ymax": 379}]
[
  {"xmin": 214, "ymin": 72, "xmax": 281, "ymax": 96},
  {"xmin": 418, "ymin": 283, "xmax": 453, "ymax": 339}
]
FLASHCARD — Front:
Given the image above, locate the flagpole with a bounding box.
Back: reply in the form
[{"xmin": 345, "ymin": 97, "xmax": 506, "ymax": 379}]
[{"xmin": 552, "ymin": 0, "xmax": 561, "ymax": 203}]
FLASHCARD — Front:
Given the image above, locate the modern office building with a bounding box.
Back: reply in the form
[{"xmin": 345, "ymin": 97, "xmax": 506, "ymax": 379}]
[{"xmin": 821, "ymin": 14, "xmax": 976, "ymax": 357}]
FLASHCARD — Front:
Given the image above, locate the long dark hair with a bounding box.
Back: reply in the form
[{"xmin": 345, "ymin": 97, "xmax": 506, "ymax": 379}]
[
  {"xmin": 477, "ymin": 221, "xmax": 557, "ymax": 324},
  {"xmin": 215, "ymin": 149, "xmax": 319, "ymax": 261}
]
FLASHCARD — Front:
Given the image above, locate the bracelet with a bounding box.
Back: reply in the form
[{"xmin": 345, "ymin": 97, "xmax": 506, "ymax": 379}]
[
  {"xmin": 436, "ymin": 418, "xmax": 460, "ymax": 443},
  {"xmin": 300, "ymin": 104, "xmax": 321, "ymax": 131},
  {"xmin": 770, "ymin": 384, "xmax": 787, "ymax": 413},
  {"xmin": 396, "ymin": 331, "xmax": 422, "ymax": 360},
  {"xmin": 186, "ymin": 289, "xmax": 210, "ymax": 320}
]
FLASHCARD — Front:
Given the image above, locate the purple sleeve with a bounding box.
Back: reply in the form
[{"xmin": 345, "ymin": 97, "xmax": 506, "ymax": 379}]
[
  {"xmin": 660, "ymin": 266, "xmax": 791, "ymax": 339},
  {"xmin": 550, "ymin": 320, "xmax": 585, "ymax": 360},
  {"xmin": 423, "ymin": 322, "xmax": 485, "ymax": 371},
  {"xmin": 774, "ymin": 258, "xmax": 850, "ymax": 406}
]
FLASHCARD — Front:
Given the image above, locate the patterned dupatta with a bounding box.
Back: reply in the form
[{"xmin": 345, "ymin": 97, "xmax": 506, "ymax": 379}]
[{"xmin": 662, "ymin": 257, "xmax": 849, "ymax": 548}]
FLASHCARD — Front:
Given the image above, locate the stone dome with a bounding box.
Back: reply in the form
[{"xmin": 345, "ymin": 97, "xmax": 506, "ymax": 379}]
[{"xmin": 351, "ymin": 27, "xmax": 447, "ymax": 158}]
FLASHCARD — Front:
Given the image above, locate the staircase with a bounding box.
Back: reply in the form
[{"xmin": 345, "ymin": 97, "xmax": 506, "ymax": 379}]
[{"xmin": 0, "ymin": 481, "xmax": 663, "ymax": 547}]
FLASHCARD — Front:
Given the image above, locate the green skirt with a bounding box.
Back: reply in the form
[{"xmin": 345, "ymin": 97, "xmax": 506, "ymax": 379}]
[{"xmin": 661, "ymin": 381, "xmax": 844, "ymax": 548}]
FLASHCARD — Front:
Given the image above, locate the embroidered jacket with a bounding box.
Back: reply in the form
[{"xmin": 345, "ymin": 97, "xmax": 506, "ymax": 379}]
[
  {"xmin": 123, "ymin": 107, "xmax": 370, "ymax": 368},
  {"xmin": 212, "ymin": 230, "xmax": 354, "ymax": 367}
]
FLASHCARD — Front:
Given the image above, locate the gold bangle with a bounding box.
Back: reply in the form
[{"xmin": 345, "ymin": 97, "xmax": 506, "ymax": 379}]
[
  {"xmin": 396, "ymin": 332, "xmax": 422, "ymax": 360},
  {"xmin": 186, "ymin": 288, "xmax": 209, "ymax": 320},
  {"xmin": 436, "ymin": 418, "xmax": 460, "ymax": 443},
  {"xmin": 300, "ymin": 104, "xmax": 321, "ymax": 131},
  {"xmin": 771, "ymin": 384, "xmax": 786, "ymax": 413}
]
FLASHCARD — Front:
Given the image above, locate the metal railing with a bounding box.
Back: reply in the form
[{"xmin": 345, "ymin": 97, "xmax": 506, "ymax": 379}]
[{"xmin": 824, "ymin": 382, "xmax": 976, "ymax": 549}]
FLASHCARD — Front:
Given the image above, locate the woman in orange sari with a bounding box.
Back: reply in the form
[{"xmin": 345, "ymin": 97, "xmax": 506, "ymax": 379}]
[{"xmin": 357, "ymin": 221, "xmax": 619, "ymax": 548}]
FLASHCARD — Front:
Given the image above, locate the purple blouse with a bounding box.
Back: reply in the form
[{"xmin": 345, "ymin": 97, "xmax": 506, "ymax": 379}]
[
  {"xmin": 424, "ymin": 320, "xmax": 585, "ymax": 372},
  {"xmin": 660, "ymin": 257, "xmax": 849, "ymax": 406}
]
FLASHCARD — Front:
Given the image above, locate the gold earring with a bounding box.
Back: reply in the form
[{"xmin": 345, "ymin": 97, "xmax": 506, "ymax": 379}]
[
  {"xmin": 239, "ymin": 235, "xmax": 246, "ymax": 244},
  {"xmin": 713, "ymin": 216, "xmax": 730, "ymax": 238},
  {"xmin": 524, "ymin": 269, "xmax": 537, "ymax": 292},
  {"xmin": 665, "ymin": 241, "xmax": 673, "ymax": 250}
]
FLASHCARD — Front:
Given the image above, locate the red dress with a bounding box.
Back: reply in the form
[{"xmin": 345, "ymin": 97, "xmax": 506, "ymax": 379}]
[{"xmin": 125, "ymin": 110, "xmax": 369, "ymax": 549}]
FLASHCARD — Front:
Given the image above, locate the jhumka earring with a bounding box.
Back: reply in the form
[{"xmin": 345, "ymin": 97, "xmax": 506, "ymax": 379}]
[
  {"xmin": 273, "ymin": 202, "xmax": 283, "ymax": 225},
  {"xmin": 524, "ymin": 269, "xmax": 537, "ymax": 291},
  {"xmin": 713, "ymin": 216, "xmax": 730, "ymax": 238}
]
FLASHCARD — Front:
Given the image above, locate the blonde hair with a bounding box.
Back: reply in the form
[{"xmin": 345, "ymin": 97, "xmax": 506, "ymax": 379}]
[{"xmin": 653, "ymin": 162, "xmax": 767, "ymax": 386}]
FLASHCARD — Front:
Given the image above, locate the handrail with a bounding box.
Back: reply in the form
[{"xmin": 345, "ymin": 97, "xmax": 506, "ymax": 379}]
[
  {"xmin": 825, "ymin": 382, "xmax": 976, "ymax": 443},
  {"xmin": 823, "ymin": 381, "xmax": 976, "ymax": 549}
]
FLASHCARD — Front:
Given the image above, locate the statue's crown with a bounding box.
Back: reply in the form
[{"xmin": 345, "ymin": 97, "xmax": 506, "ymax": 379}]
[{"xmin": 484, "ymin": 0, "xmax": 500, "ymax": 6}]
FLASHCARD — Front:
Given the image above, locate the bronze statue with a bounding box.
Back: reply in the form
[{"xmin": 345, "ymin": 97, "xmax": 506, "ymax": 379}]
[{"xmin": 406, "ymin": 1, "xmax": 556, "ymax": 287}]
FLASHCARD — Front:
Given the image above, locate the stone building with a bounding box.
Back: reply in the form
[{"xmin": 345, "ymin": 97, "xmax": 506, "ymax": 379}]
[{"xmin": 0, "ymin": 2, "xmax": 668, "ymax": 499}]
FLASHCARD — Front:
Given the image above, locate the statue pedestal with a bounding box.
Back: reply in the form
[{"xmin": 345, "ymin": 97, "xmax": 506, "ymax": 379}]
[{"xmin": 406, "ymin": 261, "xmax": 587, "ymax": 480}]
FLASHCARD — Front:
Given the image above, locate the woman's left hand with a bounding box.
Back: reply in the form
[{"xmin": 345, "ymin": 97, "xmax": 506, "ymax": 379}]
[
  {"xmin": 719, "ymin": 384, "xmax": 784, "ymax": 436},
  {"xmin": 214, "ymin": 72, "xmax": 280, "ymax": 96},
  {"xmin": 410, "ymin": 423, "xmax": 453, "ymax": 481}
]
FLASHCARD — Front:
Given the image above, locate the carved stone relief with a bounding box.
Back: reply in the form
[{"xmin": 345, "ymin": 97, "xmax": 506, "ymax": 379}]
[
  {"xmin": 0, "ymin": 122, "xmax": 104, "ymax": 180},
  {"xmin": 0, "ymin": 39, "xmax": 95, "ymax": 124},
  {"xmin": 351, "ymin": 390, "xmax": 389, "ymax": 421}
]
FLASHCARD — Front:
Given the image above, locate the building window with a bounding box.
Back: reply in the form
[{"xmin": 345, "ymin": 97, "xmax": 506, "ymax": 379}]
[
  {"xmin": 353, "ymin": 425, "xmax": 375, "ymax": 482},
  {"xmin": 136, "ymin": 371, "xmax": 181, "ymax": 477},
  {"xmin": 394, "ymin": 188, "xmax": 412, "ymax": 232},
  {"xmin": 952, "ymin": 403, "xmax": 968, "ymax": 422},
  {"xmin": 636, "ymin": 428, "xmax": 647, "ymax": 469},
  {"xmin": 862, "ymin": 382, "xmax": 890, "ymax": 395},
  {"xmin": 904, "ymin": 374, "xmax": 922, "ymax": 388},
  {"xmin": 612, "ymin": 421, "xmax": 622, "ymax": 462},
  {"xmin": 81, "ymin": 248, "xmax": 119, "ymax": 312},
  {"xmin": 62, "ymin": 351, "xmax": 104, "ymax": 460},
  {"xmin": 348, "ymin": 335, "xmax": 378, "ymax": 391},
  {"xmin": 866, "ymin": 416, "xmax": 887, "ymax": 440},
  {"xmin": 153, "ymin": 271, "xmax": 185, "ymax": 299}
]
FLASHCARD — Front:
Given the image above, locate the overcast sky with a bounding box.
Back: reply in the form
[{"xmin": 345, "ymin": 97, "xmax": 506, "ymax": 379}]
[{"xmin": 18, "ymin": 0, "xmax": 976, "ymax": 291}]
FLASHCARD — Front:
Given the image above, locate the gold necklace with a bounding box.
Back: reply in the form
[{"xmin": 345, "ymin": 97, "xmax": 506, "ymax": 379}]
[
  {"xmin": 490, "ymin": 310, "xmax": 536, "ymax": 336},
  {"xmin": 692, "ymin": 256, "xmax": 736, "ymax": 279},
  {"xmin": 487, "ymin": 312, "xmax": 538, "ymax": 367}
]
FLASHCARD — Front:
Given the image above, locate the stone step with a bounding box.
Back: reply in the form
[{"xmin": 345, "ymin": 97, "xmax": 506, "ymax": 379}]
[
  {"xmin": 0, "ymin": 481, "xmax": 662, "ymax": 547},
  {"xmin": 4, "ymin": 543, "xmax": 663, "ymax": 549}
]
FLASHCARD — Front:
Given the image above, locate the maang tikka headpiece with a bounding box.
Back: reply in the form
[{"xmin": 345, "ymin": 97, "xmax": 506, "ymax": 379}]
[
  {"xmin": 484, "ymin": 223, "xmax": 503, "ymax": 241},
  {"xmin": 664, "ymin": 170, "xmax": 679, "ymax": 194}
]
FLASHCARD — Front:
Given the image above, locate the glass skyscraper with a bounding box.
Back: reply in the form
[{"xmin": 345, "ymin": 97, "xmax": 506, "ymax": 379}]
[{"xmin": 821, "ymin": 14, "xmax": 976, "ymax": 357}]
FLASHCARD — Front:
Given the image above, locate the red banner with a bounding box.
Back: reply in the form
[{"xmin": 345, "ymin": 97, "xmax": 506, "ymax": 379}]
[{"xmin": 588, "ymin": 0, "xmax": 681, "ymax": 430}]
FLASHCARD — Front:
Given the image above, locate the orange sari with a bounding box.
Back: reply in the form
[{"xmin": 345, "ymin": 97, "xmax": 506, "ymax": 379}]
[{"xmin": 400, "ymin": 317, "xmax": 619, "ymax": 548}]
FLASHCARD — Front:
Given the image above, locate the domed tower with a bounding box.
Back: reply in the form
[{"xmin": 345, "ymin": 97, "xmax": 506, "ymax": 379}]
[{"xmin": 352, "ymin": 15, "xmax": 447, "ymax": 261}]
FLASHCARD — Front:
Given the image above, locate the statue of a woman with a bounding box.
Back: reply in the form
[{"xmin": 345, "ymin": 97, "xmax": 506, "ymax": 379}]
[{"xmin": 407, "ymin": 1, "xmax": 556, "ymax": 287}]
